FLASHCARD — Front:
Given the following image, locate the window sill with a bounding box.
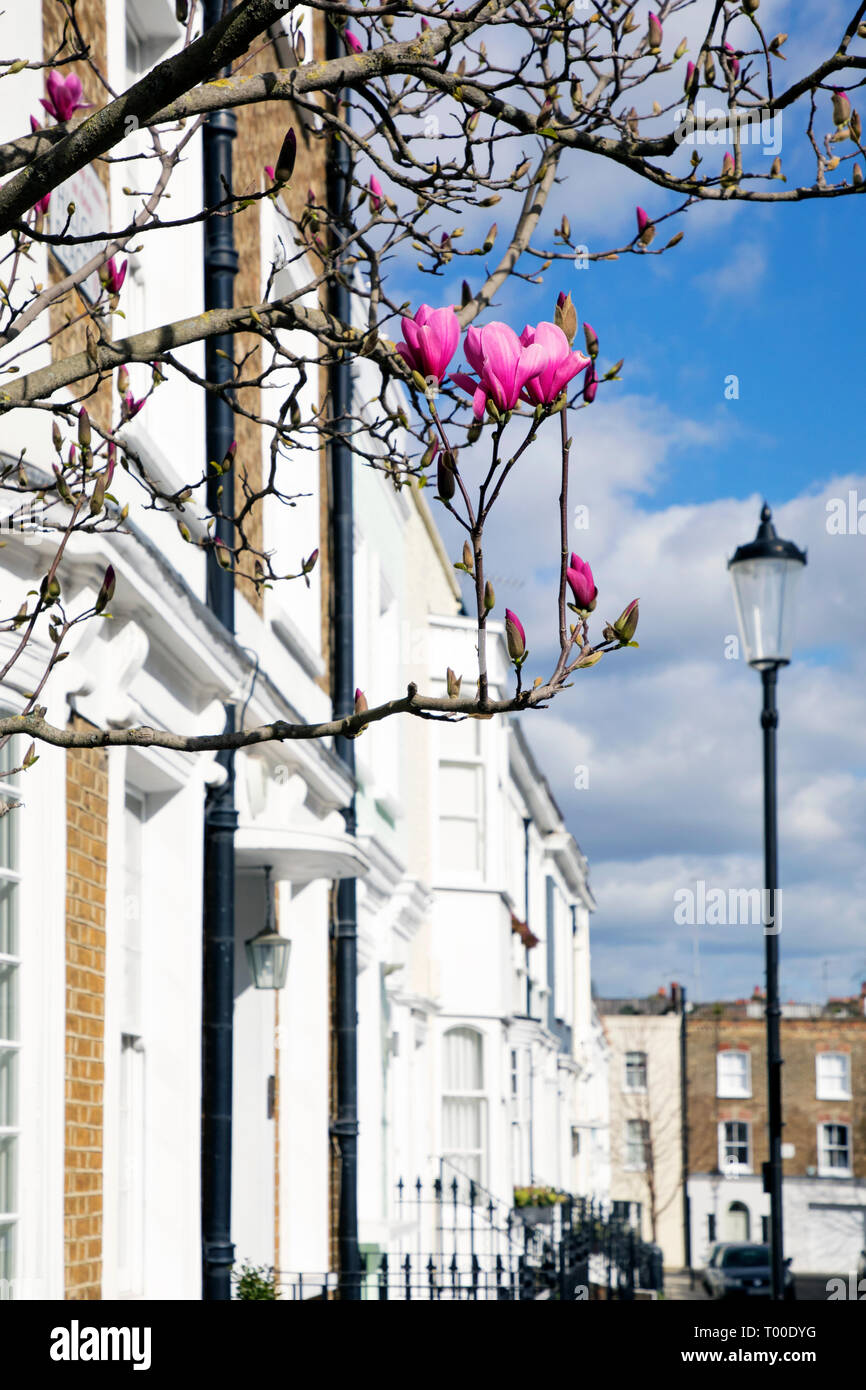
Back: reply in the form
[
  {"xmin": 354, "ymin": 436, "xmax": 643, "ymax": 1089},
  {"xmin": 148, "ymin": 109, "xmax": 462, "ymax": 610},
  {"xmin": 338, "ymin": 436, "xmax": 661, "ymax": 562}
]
[
  {"xmin": 716, "ymin": 1091, "xmax": 752, "ymax": 1100},
  {"xmin": 816, "ymin": 1168, "xmax": 853, "ymax": 1180}
]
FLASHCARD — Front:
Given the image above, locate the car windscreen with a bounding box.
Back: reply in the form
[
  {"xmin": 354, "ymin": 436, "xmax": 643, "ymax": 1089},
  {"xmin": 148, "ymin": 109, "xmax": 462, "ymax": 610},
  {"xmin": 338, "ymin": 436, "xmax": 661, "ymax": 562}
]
[{"xmin": 722, "ymin": 1246, "xmax": 770, "ymax": 1269}]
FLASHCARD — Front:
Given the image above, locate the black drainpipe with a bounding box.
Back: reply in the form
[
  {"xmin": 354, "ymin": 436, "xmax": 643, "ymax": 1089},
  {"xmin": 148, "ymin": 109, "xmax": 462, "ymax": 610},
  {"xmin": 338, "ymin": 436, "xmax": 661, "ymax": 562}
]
[
  {"xmin": 201, "ymin": 0, "xmax": 239, "ymax": 1303},
  {"xmin": 522, "ymin": 816, "xmax": 534, "ymax": 1182},
  {"xmin": 523, "ymin": 817, "xmax": 532, "ymax": 1017},
  {"xmin": 326, "ymin": 19, "xmax": 362, "ymax": 1299}
]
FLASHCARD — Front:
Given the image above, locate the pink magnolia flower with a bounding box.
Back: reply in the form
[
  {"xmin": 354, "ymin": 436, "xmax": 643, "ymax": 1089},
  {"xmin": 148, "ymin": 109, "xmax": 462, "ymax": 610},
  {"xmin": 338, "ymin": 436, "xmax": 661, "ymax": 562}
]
[
  {"xmin": 566, "ymin": 554, "xmax": 597, "ymax": 611},
  {"xmin": 636, "ymin": 206, "xmax": 651, "ymax": 235},
  {"xmin": 32, "ymin": 190, "xmax": 51, "ymax": 217},
  {"xmin": 685, "ymin": 60, "xmax": 696, "ymax": 90},
  {"xmin": 344, "ymin": 30, "xmax": 363, "ymax": 55},
  {"xmin": 723, "ymin": 42, "xmax": 740, "ymax": 79},
  {"xmin": 396, "ymin": 303, "xmax": 460, "ymax": 383},
  {"xmin": 265, "ymin": 164, "xmax": 275, "ymax": 182},
  {"xmin": 518, "ymin": 321, "xmax": 589, "ymax": 406},
  {"xmin": 101, "ymin": 256, "xmax": 127, "ymax": 295},
  {"xmin": 505, "ymin": 609, "xmax": 526, "ymax": 663},
  {"xmin": 369, "ymin": 175, "xmax": 383, "ymax": 212},
  {"xmin": 452, "ymin": 321, "xmax": 545, "ymax": 418},
  {"xmin": 40, "ymin": 70, "xmax": 91, "ymax": 124},
  {"xmin": 647, "ymin": 12, "xmax": 663, "ymax": 52},
  {"xmin": 721, "ymin": 150, "xmax": 735, "ymax": 179},
  {"xmin": 30, "ymin": 115, "xmax": 41, "ymax": 133}
]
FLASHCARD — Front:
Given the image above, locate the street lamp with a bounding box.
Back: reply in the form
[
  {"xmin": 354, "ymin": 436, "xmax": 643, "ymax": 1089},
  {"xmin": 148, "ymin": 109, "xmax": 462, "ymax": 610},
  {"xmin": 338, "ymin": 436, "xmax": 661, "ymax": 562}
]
[
  {"xmin": 728, "ymin": 502, "xmax": 807, "ymax": 1301},
  {"xmin": 244, "ymin": 866, "xmax": 291, "ymax": 990}
]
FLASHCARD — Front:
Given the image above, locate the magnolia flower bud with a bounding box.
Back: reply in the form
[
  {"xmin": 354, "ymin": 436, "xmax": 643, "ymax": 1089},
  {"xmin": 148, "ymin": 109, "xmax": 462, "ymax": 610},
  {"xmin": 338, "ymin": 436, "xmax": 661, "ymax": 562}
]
[
  {"xmin": 275, "ymin": 128, "xmax": 297, "ymax": 182},
  {"xmin": 52, "ymin": 420, "xmax": 62, "ymax": 452},
  {"xmin": 613, "ymin": 598, "xmax": 639, "ymax": 642},
  {"xmin": 175, "ymin": 0, "xmax": 189, "ymax": 21},
  {"xmin": 743, "ymin": 0, "xmax": 759, "ymax": 11},
  {"xmin": 704, "ymin": 52, "xmax": 716, "ymax": 85},
  {"xmin": 854, "ymin": 162, "xmax": 864, "ymax": 185},
  {"xmin": 467, "ymin": 420, "xmax": 483, "ymax": 444},
  {"xmin": 95, "ymin": 564, "xmax": 115, "ymax": 614},
  {"xmin": 554, "ymin": 291, "xmax": 578, "ymax": 345},
  {"xmin": 437, "ymin": 451, "xmax": 456, "ymax": 501},
  {"xmin": 482, "ymin": 223, "xmax": 497, "ymax": 253},
  {"xmin": 721, "ymin": 151, "xmax": 736, "ymax": 181},
  {"xmin": 647, "ymin": 12, "xmax": 662, "ymax": 53},
  {"xmin": 684, "ymin": 61, "xmax": 696, "ymax": 92},
  {"xmin": 117, "ymin": 364, "xmax": 130, "ymax": 397},
  {"xmin": 771, "ymin": 157, "xmax": 783, "ymax": 179},
  {"xmin": 90, "ymin": 470, "xmax": 107, "ymax": 515},
  {"xmin": 504, "ymin": 609, "xmax": 526, "ymax": 663},
  {"xmin": 674, "ymin": 38, "xmax": 688, "ymax": 60},
  {"xmin": 78, "ymin": 407, "xmax": 91, "ymax": 448},
  {"xmin": 462, "ymin": 540, "xmax": 474, "ymax": 573},
  {"xmin": 52, "ymin": 464, "xmax": 72, "ymax": 504},
  {"xmin": 302, "ymin": 548, "xmax": 319, "ymax": 574},
  {"xmin": 353, "ymin": 688, "xmax": 368, "ymax": 720},
  {"xmin": 851, "ymin": 109, "xmax": 862, "ymax": 141},
  {"xmin": 583, "ymin": 322, "xmax": 599, "ymax": 359},
  {"xmin": 483, "ymin": 580, "xmax": 495, "ymax": 613},
  {"xmin": 461, "ymin": 280, "xmax": 473, "ymax": 307},
  {"xmin": 832, "ymin": 90, "xmax": 851, "ymax": 127},
  {"xmin": 446, "ymin": 668, "xmax": 462, "ymax": 698},
  {"xmin": 583, "ymin": 365, "xmax": 597, "ymax": 404},
  {"xmin": 636, "ymin": 207, "xmax": 655, "ymax": 246}
]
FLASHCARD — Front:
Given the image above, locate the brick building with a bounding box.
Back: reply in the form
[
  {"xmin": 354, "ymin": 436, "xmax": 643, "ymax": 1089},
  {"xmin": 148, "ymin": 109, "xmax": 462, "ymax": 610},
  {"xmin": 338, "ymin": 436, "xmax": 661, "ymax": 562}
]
[{"xmin": 687, "ymin": 993, "xmax": 866, "ymax": 1275}]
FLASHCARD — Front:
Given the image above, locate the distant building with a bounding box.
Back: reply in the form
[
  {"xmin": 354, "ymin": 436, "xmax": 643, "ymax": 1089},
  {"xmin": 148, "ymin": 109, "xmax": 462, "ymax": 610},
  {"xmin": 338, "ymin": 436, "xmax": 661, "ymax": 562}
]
[
  {"xmin": 687, "ymin": 1000, "xmax": 866, "ymax": 1275},
  {"xmin": 597, "ymin": 987, "xmax": 686, "ymax": 1269}
]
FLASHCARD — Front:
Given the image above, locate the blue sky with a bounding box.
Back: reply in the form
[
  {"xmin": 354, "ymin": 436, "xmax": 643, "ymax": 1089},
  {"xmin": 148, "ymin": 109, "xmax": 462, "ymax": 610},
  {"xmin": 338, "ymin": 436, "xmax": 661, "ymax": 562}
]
[{"xmin": 382, "ymin": 3, "xmax": 866, "ymax": 1007}]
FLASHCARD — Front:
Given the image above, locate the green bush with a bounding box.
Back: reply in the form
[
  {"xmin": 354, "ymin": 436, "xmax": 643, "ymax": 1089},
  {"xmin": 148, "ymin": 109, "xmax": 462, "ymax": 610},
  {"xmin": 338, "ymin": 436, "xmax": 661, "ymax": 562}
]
[{"xmin": 233, "ymin": 1261, "xmax": 279, "ymax": 1300}]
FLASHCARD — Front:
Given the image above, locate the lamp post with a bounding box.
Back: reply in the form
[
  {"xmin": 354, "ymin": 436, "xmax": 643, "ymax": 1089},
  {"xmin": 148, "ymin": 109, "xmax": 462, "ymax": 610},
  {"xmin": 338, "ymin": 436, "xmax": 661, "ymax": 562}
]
[{"xmin": 728, "ymin": 502, "xmax": 807, "ymax": 1301}]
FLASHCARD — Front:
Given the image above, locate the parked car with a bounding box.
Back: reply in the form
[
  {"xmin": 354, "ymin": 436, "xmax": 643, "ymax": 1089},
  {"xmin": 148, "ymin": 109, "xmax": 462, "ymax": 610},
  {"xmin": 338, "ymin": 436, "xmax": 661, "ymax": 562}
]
[{"xmin": 702, "ymin": 1243, "xmax": 795, "ymax": 1300}]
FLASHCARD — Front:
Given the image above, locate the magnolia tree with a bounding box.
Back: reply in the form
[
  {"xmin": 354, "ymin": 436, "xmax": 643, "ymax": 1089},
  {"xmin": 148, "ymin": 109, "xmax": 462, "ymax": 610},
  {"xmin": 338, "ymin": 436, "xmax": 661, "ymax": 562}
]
[{"xmin": 0, "ymin": 0, "xmax": 864, "ymax": 776}]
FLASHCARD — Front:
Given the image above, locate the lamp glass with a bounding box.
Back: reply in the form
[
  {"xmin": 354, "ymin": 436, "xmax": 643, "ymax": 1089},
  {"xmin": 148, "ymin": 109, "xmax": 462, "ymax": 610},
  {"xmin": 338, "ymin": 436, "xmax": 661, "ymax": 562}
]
[
  {"xmin": 245, "ymin": 932, "xmax": 291, "ymax": 991},
  {"xmin": 729, "ymin": 555, "xmax": 804, "ymax": 669}
]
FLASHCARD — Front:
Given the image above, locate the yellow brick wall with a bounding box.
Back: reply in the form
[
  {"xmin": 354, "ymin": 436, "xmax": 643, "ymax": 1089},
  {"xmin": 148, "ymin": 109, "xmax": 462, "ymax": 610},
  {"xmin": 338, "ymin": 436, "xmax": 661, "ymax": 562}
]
[
  {"xmin": 64, "ymin": 724, "xmax": 109, "ymax": 1299},
  {"xmin": 231, "ymin": 16, "xmax": 329, "ymax": 632},
  {"xmin": 43, "ymin": 0, "xmax": 113, "ymax": 434}
]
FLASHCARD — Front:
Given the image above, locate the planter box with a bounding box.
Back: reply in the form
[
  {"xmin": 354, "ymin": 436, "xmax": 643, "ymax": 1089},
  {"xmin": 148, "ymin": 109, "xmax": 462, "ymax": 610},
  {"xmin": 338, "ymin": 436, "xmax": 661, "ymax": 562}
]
[{"xmin": 515, "ymin": 1204, "xmax": 555, "ymax": 1226}]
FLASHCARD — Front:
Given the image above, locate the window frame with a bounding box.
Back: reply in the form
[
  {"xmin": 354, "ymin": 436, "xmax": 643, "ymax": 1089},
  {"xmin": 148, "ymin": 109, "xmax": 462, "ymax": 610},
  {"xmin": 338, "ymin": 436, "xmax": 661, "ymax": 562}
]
[
  {"xmin": 716, "ymin": 1049, "xmax": 752, "ymax": 1099},
  {"xmin": 623, "ymin": 1050, "xmax": 648, "ymax": 1094},
  {"xmin": 623, "ymin": 1117, "xmax": 650, "ymax": 1171},
  {"xmin": 817, "ymin": 1122, "xmax": 852, "ymax": 1177},
  {"xmin": 718, "ymin": 1119, "xmax": 752, "ymax": 1175},
  {"xmin": 441, "ymin": 1027, "xmax": 487, "ymax": 1185},
  {"xmin": 815, "ymin": 1052, "xmax": 852, "ymax": 1102}
]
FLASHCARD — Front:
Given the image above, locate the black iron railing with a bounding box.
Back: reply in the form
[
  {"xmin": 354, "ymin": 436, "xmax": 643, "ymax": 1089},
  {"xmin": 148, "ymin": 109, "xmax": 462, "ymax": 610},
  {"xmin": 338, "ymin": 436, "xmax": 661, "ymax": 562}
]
[{"xmin": 274, "ymin": 1180, "xmax": 664, "ymax": 1301}]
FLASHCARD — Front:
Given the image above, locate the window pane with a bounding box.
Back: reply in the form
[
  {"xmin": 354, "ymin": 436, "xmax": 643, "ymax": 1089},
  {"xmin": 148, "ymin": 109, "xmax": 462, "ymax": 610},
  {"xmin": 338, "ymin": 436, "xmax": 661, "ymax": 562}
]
[
  {"xmin": 0, "ymin": 805, "xmax": 16, "ymax": 876},
  {"xmin": 0, "ymin": 963, "xmax": 16, "ymax": 1041},
  {"xmin": 0, "ymin": 1135, "xmax": 16, "ymax": 1214},
  {"xmin": 443, "ymin": 1029, "xmax": 483, "ymax": 1091},
  {"xmin": 0, "ymin": 1222, "xmax": 14, "ymax": 1286},
  {"xmin": 439, "ymin": 818, "xmax": 480, "ymax": 875},
  {"xmin": 439, "ymin": 764, "xmax": 480, "ymax": 816},
  {"xmin": 0, "ymin": 880, "xmax": 16, "ymax": 958},
  {"xmin": 0, "ymin": 1049, "xmax": 16, "ymax": 1129},
  {"xmin": 443, "ymin": 1097, "xmax": 482, "ymax": 1152},
  {"xmin": 440, "ymin": 720, "xmax": 480, "ymax": 760}
]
